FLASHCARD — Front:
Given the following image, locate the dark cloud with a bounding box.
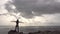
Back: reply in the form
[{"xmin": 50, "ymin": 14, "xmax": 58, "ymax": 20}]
[{"xmin": 5, "ymin": 0, "xmax": 60, "ymax": 18}]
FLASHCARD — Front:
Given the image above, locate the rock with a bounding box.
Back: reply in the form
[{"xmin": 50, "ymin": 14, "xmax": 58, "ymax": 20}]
[
  {"xmin": 19, "ymin": 32, "xmax": 23, "ymax": 34},
  {"xmin": 8, "ymin": 30, "xmax": 24, "ymax": 34},
  {"xmin": 8, "ymin": 30, "xmax": 19, "ymax": 34}
]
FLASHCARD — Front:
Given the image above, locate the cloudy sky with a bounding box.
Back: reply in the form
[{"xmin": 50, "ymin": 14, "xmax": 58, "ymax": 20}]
[{"xmin": 0, "ymin": 0, "xmax": 60, "ymax": 26}]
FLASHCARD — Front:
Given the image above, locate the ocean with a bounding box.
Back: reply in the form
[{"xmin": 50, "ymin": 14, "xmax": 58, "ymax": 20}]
[{"xmin": 0, "ymin": 26, "xmax": 60, "ymax": 34}]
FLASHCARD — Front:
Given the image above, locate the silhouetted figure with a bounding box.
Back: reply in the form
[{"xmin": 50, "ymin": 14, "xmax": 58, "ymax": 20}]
[
  {"xmin": 15, "ymin": 19, "xmax": 19, "ymax": 32},
  {"xmin": 11, "ymin": 19, "xmax": 23, "ymax": 32},
  {"xmin": 8, "ymin": 19, "xmax": 23, "ymax": 34}
]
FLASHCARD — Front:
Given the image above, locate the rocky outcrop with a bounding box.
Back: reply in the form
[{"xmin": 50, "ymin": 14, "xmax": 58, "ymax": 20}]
[
  {"xmin": 28, "ymin": 31, "xmax": 60, "ymax": 34},
  {"xmin": 8, "ymin": 30, "xmax": 60, "ymax": 34},
  {"xmin": 8, "ymin": 30, "xmax": 23, "ymax": 34}
]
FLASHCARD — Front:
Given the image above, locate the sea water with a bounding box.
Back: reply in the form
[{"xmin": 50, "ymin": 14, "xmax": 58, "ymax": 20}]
[{"xmin": 0, "ymin": 26, "xmax": 60, "ymax": 34}]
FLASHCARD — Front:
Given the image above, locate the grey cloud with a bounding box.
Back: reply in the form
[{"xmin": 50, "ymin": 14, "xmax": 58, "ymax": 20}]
[{"xmin": 5, "ymin": 0, "xmax": 60, "ymax": 18}]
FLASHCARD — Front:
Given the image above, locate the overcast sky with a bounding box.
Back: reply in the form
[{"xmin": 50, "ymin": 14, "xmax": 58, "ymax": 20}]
[{"xmin": 0, "ymin": 0, "xmax": 60, "ymax": 26}]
